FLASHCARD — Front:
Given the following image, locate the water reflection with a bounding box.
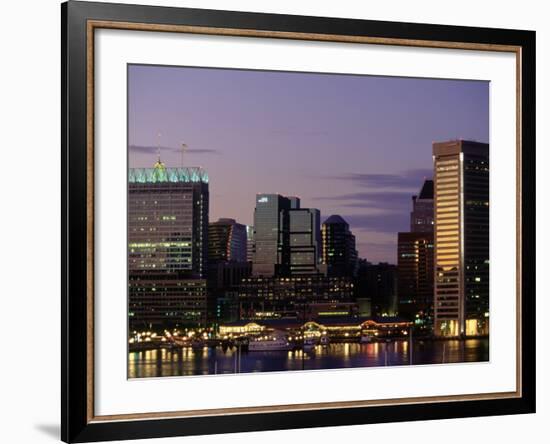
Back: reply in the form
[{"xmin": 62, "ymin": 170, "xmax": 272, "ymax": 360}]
[{"xmin": 128, "ymin": 339, "xmax": 489, "ymax": 378}]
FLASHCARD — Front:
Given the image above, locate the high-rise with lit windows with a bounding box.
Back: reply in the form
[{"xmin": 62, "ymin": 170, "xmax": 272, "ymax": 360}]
[
  {"xmin": 128, "ymin": 160, "xmax": 209, "ymax": 328},
  {"xmin": 433, "ymin": 140, "xmax": 489, "ymax": 337}
]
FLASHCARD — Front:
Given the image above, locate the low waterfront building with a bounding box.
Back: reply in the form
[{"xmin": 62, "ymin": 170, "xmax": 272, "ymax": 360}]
[
  {"xmin": 218, "ymin": 317, "xmax": 413, "ymax": 340},
  {"xmin": 218, "ymin": 321, "xmax": 266, "ymax": 336}
]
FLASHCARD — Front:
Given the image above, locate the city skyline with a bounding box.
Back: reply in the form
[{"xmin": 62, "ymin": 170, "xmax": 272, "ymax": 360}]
[{"xmin": 128, "ymin": 64, "xmax": 489, "ymax": 263}]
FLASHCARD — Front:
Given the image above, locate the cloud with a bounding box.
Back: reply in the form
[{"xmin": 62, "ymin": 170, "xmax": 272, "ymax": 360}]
[
  {"xmin": 312, "ymin": 172, "xmax": 432, "ymax": 235},
  {"xmin": 269, "ymin": 128, "xmax": 330, "ymax": 137},
  {"xmin": 324, "ymin": 168, "xmax": 433, "ymax": 190},
  {"xmin": 314, "ymin": 190, "xmax": 412, "ymax": 210},
  {"xmin": 341, "ymin": 213, "xmax": 408, "ymax": 234},
  {"xmin": 186, "ymin": 149, "xmax": 221, "ymax": 155},
  {"xmin": 129, "ymin": 145, "xmax": 220, "ymax": 155},
  {"xmin": 312, "ymin": 169, "xmax": 431, "ymax": 233}
]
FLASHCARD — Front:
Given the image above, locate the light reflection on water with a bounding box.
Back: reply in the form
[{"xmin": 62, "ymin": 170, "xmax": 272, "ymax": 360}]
[{"xmin": 128, "ymin": 339, "xmax": 489, "ymax": 379}]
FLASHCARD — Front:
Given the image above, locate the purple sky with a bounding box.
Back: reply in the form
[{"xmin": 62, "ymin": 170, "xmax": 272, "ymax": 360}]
[{"xmin": 128, "ymin": 64, "xmax": 489, "ymax": 263}]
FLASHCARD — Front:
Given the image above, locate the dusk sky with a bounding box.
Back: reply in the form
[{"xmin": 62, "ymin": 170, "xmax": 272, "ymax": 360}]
[{"xmin": 128, "ymin": 64, "xmax": 489, "ymax": 263}]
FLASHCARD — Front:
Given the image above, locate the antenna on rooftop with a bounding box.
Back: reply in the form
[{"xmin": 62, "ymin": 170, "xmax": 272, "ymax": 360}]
[{"xmin": 156, "ymin": 131, "xmax": 162, "ymax": 162}]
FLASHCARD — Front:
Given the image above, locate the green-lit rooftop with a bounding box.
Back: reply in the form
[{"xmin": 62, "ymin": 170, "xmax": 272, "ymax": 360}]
[{"xmin": 129, "ymin": 165, "xmax": 209, "ymax": 184}]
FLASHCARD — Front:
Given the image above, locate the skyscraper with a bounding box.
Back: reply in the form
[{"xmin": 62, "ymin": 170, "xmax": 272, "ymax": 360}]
[
  {"xmin": 252, "ymin": 194, "xmax": 291, "ymax": 276},
  {"xmin": 433, "ymin": 140, "xmax": 489, "ymax": 337},
  {"xmin": 208, "ymin": 218, "xmax": 247, "ymax": 263},
  {"xmin": 397, "ymin": 179, "xmax": 435, "ymax": 321},
  {"xmin": 128, "ymin": 160, "xmax": 209, "ymax": 329},
  {"xmin": 321, "ymin": 215, "xmax": 358, "ymax": 277},
  {"xmin": 410, "ymin": 179, "xmax": 434, "ymax": 232}
]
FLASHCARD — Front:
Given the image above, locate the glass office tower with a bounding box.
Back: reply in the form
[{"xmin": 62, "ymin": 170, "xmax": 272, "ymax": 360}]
[{"xmin": 252, "ymin": 194, "xmax": 291, "ymax": 276}]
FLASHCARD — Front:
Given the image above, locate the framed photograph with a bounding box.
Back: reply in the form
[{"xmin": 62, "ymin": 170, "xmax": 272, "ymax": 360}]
[{"xmin": 62, "ymin": 1, "xmax": 536, "ymax": 442}]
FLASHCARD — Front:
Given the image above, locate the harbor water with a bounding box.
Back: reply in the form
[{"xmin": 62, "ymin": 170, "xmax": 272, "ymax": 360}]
[{"xmin": 128, "ymin": 338, "xmax": 489, "ymax": 378}]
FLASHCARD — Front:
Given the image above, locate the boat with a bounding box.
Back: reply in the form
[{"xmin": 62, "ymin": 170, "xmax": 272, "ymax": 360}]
[
  {"xmin": 303, "ymin": 336, "xmax": 318, "ymax": 352},
  {"xmin": 248, "ymin": 336, "xmax": 290, "ymax": 352},
  {"xmin": 360, "ymin": 334, "xmax": 374, "ymax": 343},
  {"xmin": 191, "ymin": 338, "xmax": 205, "ymax": 350}
]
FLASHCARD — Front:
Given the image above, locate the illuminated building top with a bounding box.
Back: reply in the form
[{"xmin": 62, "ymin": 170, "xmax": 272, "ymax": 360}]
[{"xmin": 129, "ymin": 166, "xmax": 209, "ymax": 184}]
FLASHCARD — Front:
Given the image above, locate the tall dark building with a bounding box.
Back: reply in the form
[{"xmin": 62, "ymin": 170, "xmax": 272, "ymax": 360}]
[
  {"xmin": 321, "ymin": 215, "xmax": 358, "ymax": 277},
  {"xmin": 433, "ymin": 140, "xmax": 489, "ymax": 337},
  {"xmin": 279, "ymin": 207, "xmax": 324, "ymax": 276},
  {"xmin": 410, "ymin": 179, "xmax": 434, "ymax": 232},
  {"xmin": 128, "ymin": 161, "xmax": 209, "ymax": 329},
  {"xmin": 358, "ymin": 261, "xmax": 398, "ymax": 317},
  {"xmin": 208, "ymin": 218, "xmax": 247, "ymax": 263},
  {"xmin": 252, "ymin": 194, "xmax": 291, "ymax": 276},
  {"xmin": 398, "ymin": 179, "xmax": 435, "ymax": 322}
]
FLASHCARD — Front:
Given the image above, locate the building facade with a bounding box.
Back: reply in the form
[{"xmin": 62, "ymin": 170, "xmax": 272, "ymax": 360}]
[
  {"xmin": 433, "ymin": 140, "xmax": 489, "ymax": 337},
  {"xmin": 128, "ymin": 162, "xmax": 209, "ymax": 329},
  {"xmin": 208, "ymin": 218, "xmax": 247, "ymax": 263}
]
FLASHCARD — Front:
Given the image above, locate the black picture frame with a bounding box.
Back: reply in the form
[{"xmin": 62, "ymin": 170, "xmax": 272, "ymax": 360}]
[{"xmin": 62, "ymin": 1, "xmax": 536, "ymax": 442}]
